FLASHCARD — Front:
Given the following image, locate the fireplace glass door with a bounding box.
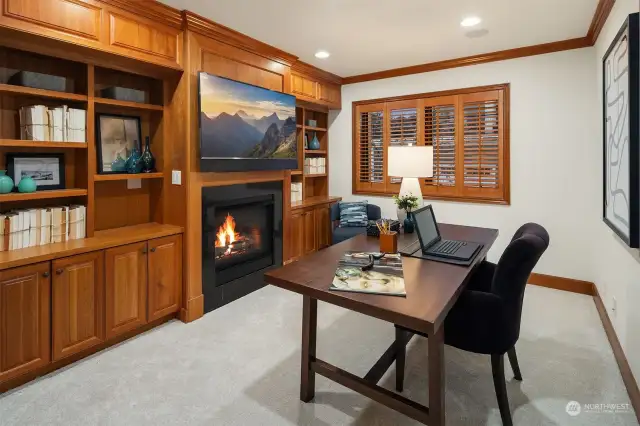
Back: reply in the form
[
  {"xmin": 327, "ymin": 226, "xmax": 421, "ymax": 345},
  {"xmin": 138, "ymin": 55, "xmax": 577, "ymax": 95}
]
[{"xmin": 204, "ymin": 195, "xmax": 274, "ymax": 286}]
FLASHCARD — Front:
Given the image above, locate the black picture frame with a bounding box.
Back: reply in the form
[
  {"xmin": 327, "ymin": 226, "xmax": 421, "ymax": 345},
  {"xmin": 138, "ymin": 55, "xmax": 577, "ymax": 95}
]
[
  {"xmin": 602, "ymin": 13, "xmax": 640, "ymax": 248},
  {"xmin": 6, "ymin": 153, "xmax": 65, "ymax": 191},
  {"xmin": 96, "ymin": 113, "xmax": 142, "ymax": 174}
]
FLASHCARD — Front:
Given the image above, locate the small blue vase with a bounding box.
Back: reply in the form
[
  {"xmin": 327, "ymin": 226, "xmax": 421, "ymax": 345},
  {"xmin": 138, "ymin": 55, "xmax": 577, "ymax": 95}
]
[
  {"xmin": 111, "ymin": 152, "xmax": 126, "ymax": 172},
  {"xmin": 125, "ymin": 146, "xmax": 143, "ymax": 174},
  {"xmin": 309, "ymin": 132, "xmax": 321, "ymax": 150},
  {"xmin": 403, "ymin": 213, "xmax": 415, "ymax": 234},
  {"xmin": 18, "ymin": 176, "xmax": 37, "ymax": 193},
  {"xmin": 0, "ymin": 170, "xmax": 14, "ymax": 194}
]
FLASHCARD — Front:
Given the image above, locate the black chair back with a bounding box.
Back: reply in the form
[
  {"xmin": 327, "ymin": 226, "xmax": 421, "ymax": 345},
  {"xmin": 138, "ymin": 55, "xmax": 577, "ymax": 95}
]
[{"xmin": 491, "ymin": 223, "xmax": 549, "ymax": 346}]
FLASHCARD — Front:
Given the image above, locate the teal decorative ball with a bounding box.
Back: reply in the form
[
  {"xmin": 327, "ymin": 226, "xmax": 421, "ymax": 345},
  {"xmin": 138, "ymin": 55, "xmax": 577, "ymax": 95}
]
[
  {"xmin": 0, "ymin": 170, "xmax": 14, "ymax": 194},
  {"xmin": 18, "ymin": 176, "xmax": 37, "ymax": 193}
]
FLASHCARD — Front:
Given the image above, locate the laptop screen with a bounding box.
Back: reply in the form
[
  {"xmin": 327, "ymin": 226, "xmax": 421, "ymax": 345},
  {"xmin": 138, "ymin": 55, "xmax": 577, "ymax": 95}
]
[{"xmin": 413, "ymin": 205, "xmax": 441, "ymax": 249}]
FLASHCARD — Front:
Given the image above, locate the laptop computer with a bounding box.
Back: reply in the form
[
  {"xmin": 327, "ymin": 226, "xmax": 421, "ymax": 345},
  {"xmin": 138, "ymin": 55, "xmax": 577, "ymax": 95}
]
[{"xmin": 399, "ymin": 205, "xmax": 483, "ymax": 264}]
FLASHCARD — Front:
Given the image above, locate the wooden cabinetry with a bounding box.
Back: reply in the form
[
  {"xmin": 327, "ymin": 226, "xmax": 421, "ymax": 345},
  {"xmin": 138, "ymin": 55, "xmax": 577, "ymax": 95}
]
[
  {"xmin": 148, "ymin": 235, "xmax": 182, "ymax": 321},
  {"xmin": 0, "ymin": 262, "xmax": 50, "ymax": 383},
  {"xmin": 52, "ymin": 252, "xmax": 104, "ymax": 361},
  {"xmin": 105, "ymin": 242, "xmax": 148, "ymax": 339},
  {"xmin": 291, "ymin": 71, "xmax": 341, "ymax": 108},
  {"xmin": 0, "ymin": 0, "xmax": 183, "ymax": 71},
  {"xmin": 286, "ymin": 201, "xmax": 337, "ymax": 264},
  {"xmin": 303, "ymin": 209, "xmax": 317, "ymax": 255},
  {"xmin": 316, "ymin": 206, "xmax": 331, "ymax": 250}
]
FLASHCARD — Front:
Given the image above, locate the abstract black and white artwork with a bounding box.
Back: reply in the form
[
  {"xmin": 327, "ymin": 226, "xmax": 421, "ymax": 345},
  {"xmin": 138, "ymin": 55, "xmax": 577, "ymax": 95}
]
[{"xmin": 603, "ymin": 13, "xmax": 640, "ymax": 248}]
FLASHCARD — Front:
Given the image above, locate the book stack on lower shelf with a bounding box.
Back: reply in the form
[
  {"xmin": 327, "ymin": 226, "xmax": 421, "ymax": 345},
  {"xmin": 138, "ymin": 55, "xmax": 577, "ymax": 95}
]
[
  {"xmin": 19, "ymin": 104, "xmax": 86, "ymax": 142},
  {"xmin": 0, "ymin": 205, "xmax": 86, "ymax": 251},
  {"xmin": 291, "ymin": 182, "xmax": 303, "ymax": 203}
]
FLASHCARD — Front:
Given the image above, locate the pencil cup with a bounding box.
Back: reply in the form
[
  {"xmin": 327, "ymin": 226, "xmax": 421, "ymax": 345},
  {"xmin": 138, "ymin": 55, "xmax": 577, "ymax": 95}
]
[{"xmin": 379, "ymin": 232, "xmax": 398, "ymax": 253}]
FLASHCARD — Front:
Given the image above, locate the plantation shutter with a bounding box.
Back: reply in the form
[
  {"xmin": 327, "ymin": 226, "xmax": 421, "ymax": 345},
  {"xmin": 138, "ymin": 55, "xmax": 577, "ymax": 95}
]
[
  {"xmin": 352, "ymin": 84, "xmax": 509, "ymax": 204},
  {"xmin": 355, "ymin": 103, "xmax": 386, "ymax": 192},
  {"xmin": 460, "ymin": 90, "xmax": 506, "ymax": 201},
  {"xmin": 387, "ymin": 100, "xmax": 419, "ymax": 187},
  {"xmin": 422, "ymin": 96, "xmax": 458, "ymax": 198}
]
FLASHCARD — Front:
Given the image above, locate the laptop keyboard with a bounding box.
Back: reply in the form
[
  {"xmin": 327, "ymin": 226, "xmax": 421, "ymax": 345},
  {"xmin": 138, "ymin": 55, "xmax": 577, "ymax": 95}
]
[{"xmin": 431, "ymin": 240, "xmax": 463, "ymax": 255}]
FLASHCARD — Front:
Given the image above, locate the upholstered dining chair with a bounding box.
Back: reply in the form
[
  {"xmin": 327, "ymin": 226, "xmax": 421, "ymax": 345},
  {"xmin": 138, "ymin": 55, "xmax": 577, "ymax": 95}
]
[{"xmin": 394, "ymin": 223, "xmax": 550, "ymax": 426}]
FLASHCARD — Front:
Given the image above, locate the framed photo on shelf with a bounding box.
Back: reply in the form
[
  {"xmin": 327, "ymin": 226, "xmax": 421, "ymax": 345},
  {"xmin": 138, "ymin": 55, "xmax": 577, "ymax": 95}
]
[
  {"xmin": 602, "ymin": 12, "xmax": 640, "ymax": 248},
  {"xmin": 96, "ymin": 113, "xmax": 142, "ymax": 174},
  {"xmin": 304, "ymin": 134, "xmax": 309, "ymax": 149},
  {"xmin": 6, "ymin": 153, "xmax": 65, "ymax": 191}
]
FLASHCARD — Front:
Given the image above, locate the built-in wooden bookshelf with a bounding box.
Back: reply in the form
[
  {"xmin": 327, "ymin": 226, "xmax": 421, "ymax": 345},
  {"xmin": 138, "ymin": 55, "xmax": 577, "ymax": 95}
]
[
  {"xmin": 292, "ymin": 104, "xmax": 330, "ymax": 202},
  {"xmin": 0, "ymin": 45, "xmax": 168, "ymax": 237}
]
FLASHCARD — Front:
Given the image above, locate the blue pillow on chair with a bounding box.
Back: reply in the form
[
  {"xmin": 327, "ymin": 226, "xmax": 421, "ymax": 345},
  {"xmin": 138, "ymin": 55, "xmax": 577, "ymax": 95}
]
[{"xmin": 339, "ymin": 201, "xmax": 368, "ymax": 227}]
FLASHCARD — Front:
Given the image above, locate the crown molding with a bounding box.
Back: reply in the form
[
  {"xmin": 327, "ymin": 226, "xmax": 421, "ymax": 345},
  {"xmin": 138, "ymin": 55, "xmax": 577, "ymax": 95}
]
[
  {"xmin": 587, "ymin": 0, "xmax": 616, "ymax": 45},
  {"xmin": 343, "ymin": 37, "xmax": 590, "ymax": 84},
  {"xmin": 97, "ymin": 0, "xmax": 183, "ymax": 28},
  {"xmin": 292, "ymin": 60, "xmax": 343, "ymax": 85},
  {"xmin": 182, "ymin": 11, "xmax": 298, "ymax": 67}
]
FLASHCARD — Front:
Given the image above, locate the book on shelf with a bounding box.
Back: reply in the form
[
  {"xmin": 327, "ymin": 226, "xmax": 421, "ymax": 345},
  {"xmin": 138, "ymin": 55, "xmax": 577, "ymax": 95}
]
[
  {"xmin": 19, "ymin": 105, "xmax": 85, "ymax": 142},
  {"xmin": 303, "ymin": 158, "xmax": 326, "ymax": 175},
  {"xmin": 290, "ymin": 182, "xmax": 303, "ymax": 203},
  {"xmin": 0, "ymin": 204, "xmax": 86, "ymax": 252}
]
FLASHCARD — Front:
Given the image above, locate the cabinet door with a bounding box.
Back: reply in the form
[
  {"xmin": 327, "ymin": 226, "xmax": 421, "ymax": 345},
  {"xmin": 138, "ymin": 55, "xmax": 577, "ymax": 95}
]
[
  {"xmin": 316, "ymin": 206, "xmax": 331, "ymax": 250},
  {"xmin": 52, "ymin": 252, "xmax": 104, "ymax": 361},
  {"xmin": 287, "ymin": 212, "xmax": 305, "ymax": 262},
  {"xmin": 105, "ymin": 242, "xmax": 147, "ymax": 339},
  {"xmin": 148, "ymin": 235, "xmax": 182, "ymax": 321},
  {"xmin": 291, "ymin": 73, "xmax": 316, "ymax": 99},
  {"xmin": 318, "ymin": 82, "xmax": 341, "ymax": 107},
  {"xmin": 0, "ymin": 262, "xmax": 50, "ymax": 383},
  {"xmin": 303, "ymin": 210, "xmax": 317, "ymax": 255}
]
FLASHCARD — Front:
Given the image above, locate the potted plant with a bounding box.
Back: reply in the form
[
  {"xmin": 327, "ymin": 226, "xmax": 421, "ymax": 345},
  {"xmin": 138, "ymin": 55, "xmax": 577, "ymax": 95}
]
[{"xmin": 393, "ymin": 193, "xmax": 419, "ymax": 233}]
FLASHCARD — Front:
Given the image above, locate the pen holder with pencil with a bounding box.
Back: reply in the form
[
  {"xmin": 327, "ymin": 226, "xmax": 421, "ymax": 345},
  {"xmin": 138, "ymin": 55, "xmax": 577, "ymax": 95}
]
[{"xmin": 379, "ymin": 231, "xmax": 398, "ymax": 253}]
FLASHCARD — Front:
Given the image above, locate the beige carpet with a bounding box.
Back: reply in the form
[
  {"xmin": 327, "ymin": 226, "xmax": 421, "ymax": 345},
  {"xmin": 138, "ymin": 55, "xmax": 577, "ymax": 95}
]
[{"xmin": 0, "ymin": 285, "xmax": 637, "ymax": 425}]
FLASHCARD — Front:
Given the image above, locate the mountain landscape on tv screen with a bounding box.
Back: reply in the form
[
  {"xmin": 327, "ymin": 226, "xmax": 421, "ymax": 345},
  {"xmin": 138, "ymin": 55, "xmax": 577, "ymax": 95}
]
[{"xmin": 199, "ymin": 74, "xmax": 297, "ymax": 159}]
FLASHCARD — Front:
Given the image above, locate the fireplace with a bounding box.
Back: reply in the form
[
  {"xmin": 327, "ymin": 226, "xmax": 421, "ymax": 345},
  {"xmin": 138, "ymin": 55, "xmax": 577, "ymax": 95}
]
[{"xmin": 202, "ymin": 182, "xmax": 283, "ymax": 312}]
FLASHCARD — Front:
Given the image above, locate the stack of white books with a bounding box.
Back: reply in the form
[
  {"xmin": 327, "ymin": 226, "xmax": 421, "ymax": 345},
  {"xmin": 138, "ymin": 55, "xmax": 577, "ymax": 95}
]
[
  {"xmin": 291, "ymin": 182, "xmax": 303, "ymax": 203},
  {"xmin": 0, "ymin": 205, "xmax": 86, "ymax": 252},
  {"xmin": 304, "ymin": 158, "xmax": 326, "ymax": 175},
  {"xmin": 19, "ymin": 105, "xmax": 86, "ymax": 142}
]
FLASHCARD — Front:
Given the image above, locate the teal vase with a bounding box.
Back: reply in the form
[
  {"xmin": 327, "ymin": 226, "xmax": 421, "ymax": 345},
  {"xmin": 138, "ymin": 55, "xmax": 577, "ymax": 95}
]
[
  {"xmin": 140, "ymin": 136, "xmax": 156, "ymax": 173},
  {"xmin": 0, "ymin": 170, "xmax": 14, "ymax": 194},
  {"xmin": 111, "ymin": 152, "xmax": 126, "ymax": 172},
  {"xmin": 125, "ymin": 146, "xmax": 142, "ymax": 174},
  {"xmin": 309, "ymin": 132, "xmax": 321, "ymax": 150},
  {"xmin": 18, "ymin": 176, "xmax": 37, "ymax": 193}
]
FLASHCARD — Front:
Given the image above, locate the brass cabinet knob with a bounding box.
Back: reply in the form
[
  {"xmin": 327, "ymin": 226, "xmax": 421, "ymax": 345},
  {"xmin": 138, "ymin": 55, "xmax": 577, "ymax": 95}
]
[
  {"xmin": 56, "ymin": 268, "xmax": 64, "ymax": 275},
  {"xmin": 151, "ymin": 247, "xmax": 156, "ymax": 253},
  {"xmin": 142, "ymin": 247, "xmax": 148, "ymax": 254},
  {"xmin": 43, "ymin": 271, "xmax": 50, "ymax": 278}
]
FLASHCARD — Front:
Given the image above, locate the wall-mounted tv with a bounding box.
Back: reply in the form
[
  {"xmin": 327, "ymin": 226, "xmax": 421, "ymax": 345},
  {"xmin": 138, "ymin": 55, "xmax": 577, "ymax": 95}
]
[{"xmin": 198, "ymin": 72, "xmax": 298, "ymax": 172}]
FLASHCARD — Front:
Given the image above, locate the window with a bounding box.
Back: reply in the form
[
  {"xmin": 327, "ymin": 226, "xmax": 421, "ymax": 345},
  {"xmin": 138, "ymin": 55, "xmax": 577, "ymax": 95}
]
[{"xmin": 352, "ymin": 84, "xmax": 510, "ymax": 204}]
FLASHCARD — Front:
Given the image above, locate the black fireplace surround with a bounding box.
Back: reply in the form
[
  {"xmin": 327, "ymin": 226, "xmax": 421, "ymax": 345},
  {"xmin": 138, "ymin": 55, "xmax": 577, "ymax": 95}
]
[{"xmin": 202, "ymin": 182, "xmax": 283, "ymax": 313}]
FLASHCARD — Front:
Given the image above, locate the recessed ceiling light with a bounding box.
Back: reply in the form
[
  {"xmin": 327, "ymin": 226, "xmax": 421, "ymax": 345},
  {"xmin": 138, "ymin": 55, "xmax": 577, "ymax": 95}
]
[
  {"xmin": 315, "ymin": 50, "xmax": 330, "ymax": 59},
  {"xmin": 461, "ymin": 16, "xmax": 482, "ymax": 27}
]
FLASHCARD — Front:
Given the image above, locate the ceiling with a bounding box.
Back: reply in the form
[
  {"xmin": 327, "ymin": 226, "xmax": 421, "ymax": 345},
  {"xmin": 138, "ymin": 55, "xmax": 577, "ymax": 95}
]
[{"xmin": 159, "ymin": 0, "xmax": 600, "ymax": 77}]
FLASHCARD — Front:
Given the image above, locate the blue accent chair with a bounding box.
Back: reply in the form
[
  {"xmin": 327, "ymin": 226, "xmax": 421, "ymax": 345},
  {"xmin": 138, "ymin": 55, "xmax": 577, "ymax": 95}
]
[{"xmin": 330, "ymin": 203, "xmax": 382, "ymax": 245}]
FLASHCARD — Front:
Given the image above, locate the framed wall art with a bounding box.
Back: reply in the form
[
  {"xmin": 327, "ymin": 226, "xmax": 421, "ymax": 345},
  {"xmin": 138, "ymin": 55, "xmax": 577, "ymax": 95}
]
[{"xmin": 603, "ymin": 12, "xmax": 640, "ymax": 248}]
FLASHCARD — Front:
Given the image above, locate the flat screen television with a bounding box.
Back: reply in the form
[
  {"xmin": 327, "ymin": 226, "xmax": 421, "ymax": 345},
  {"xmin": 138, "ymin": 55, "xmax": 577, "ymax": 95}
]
[{"xmin": 198, "ymin": 72, "xmax": 298, "ymax": 172}]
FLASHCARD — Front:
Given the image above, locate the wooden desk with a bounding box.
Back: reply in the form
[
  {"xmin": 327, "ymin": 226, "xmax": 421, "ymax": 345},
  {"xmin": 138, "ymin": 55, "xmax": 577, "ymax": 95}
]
[{"xmin": 264, "ymin": 224, "xmax": 498, "ymax": 426}]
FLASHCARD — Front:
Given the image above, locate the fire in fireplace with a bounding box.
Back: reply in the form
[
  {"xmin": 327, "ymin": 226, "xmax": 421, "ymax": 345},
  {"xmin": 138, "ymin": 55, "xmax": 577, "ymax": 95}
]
[{"xmin": 214, "ymin": 213, "xmax": 263, "ymax": 264}]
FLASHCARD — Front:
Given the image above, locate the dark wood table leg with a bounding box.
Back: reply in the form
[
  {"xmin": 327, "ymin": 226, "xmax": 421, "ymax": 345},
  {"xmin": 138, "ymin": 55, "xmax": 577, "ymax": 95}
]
[
  {"xmin": 429, "ymin": 325, "xmax": 445, "ymax": 426},
  {"xmin": 300, "ymin": 296, "xmax": 318, "ymax": 402}
]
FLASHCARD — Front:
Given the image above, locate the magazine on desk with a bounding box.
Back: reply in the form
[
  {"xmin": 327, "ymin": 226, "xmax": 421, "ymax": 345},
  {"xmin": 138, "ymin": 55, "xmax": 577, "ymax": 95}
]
[{"xmin": 330, "ymin": 251, "xmax": 406, "ymax": 297}]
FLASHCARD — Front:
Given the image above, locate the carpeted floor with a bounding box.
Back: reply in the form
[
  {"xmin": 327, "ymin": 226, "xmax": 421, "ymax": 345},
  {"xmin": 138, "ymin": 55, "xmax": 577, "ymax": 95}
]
[{"xmin": 0, "ymin": 285, "xmax": 637, "ymax": 425}]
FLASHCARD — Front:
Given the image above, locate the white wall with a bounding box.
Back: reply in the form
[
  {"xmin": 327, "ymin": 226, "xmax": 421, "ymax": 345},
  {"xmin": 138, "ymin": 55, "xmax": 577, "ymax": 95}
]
[
  {"xmin": 594, "ymin": 0, "xmax": 640, "ymax": 387},
  {"xmin": 329, "ymin": 48, "xmax": 600, "ymax": 281}
]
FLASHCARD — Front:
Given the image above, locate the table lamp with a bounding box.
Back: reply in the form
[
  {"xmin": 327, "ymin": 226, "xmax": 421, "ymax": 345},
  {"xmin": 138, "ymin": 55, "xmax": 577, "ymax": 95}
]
[{"xmin": 388, "ymin": 145, "xmax": 434, "ymax": 201}]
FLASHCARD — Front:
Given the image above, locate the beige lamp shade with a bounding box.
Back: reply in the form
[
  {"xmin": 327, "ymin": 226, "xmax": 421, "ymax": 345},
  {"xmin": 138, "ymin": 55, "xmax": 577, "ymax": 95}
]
[{"xmin": 387, "ymin": 146, "xmax": 434, "ymax": 178}]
